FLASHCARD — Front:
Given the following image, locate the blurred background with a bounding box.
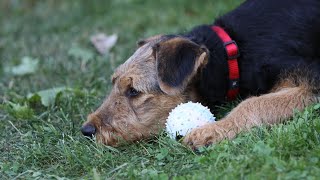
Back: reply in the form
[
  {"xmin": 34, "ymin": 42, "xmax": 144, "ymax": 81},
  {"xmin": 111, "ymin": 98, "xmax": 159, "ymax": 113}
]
[{"xmin": 0, "ymin": 0, "xmax": 241, "ymax": 96}]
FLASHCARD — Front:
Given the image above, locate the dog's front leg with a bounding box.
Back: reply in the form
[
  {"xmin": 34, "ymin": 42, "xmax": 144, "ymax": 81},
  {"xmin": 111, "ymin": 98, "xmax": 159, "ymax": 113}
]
[{"xmin": 183, "ymin": 86, "xmax": 317, "ymax": 149}]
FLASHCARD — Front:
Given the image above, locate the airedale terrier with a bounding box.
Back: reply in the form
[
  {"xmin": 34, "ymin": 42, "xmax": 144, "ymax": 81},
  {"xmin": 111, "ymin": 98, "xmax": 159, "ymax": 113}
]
[{"xmin": 81, "ymin": 0, "xmax": 320, "ymax": 149}]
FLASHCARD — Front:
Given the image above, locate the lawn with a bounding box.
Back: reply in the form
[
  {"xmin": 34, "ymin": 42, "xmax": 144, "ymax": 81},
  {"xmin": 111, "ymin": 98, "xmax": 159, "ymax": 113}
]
[{"xmin": 1, "ymin": 0, "xmax": 320, "ymax": 179}]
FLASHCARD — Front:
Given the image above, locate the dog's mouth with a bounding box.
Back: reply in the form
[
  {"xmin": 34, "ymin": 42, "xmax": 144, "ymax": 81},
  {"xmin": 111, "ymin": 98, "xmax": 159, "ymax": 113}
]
[
  {"xmin": 81, "ymin": 117, "xmax": 142, "ymax": 146},
  {"xmin": 95, "ymin": 129, "xmax": 122, "ymax": 146},
  {"xmin": 81, "ymin": 114, "xmax": 117, "ymax": 145},
  {"xmin": 82, "ymin": 119, "xmax": 162, "ymax": 146},
  {"xmin": 81, "ymin": 123, "xmax": 124, "ymax": 147}
]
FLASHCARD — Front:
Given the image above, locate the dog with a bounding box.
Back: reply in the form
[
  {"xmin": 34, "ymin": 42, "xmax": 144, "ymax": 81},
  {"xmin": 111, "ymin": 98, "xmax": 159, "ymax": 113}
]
[{"xmin": 81, "ymin": 0, "xmax": 320, "ymax": 149}]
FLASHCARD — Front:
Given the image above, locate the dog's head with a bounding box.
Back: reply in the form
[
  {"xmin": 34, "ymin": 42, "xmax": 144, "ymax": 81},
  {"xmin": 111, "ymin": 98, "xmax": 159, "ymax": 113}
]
[{"xmin": 81, "ymin": 35, "xmax": 209, "ymax": 146}]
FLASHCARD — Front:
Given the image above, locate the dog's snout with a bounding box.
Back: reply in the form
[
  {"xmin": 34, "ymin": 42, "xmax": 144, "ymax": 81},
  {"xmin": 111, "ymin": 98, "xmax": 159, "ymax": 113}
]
[{"xmin": 81, "ymin": 124, "xmax": 96, "ymax": 137}]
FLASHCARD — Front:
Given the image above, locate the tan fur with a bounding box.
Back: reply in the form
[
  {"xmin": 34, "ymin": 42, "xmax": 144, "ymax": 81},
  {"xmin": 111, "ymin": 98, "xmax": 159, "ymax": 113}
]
[
  {"xmin": 83, "ymin": 42, "xmax": 187, "ymax": 146},
  {"xmin": 183, "ymin": 82, "xmax": 318, "ymax": 149}
]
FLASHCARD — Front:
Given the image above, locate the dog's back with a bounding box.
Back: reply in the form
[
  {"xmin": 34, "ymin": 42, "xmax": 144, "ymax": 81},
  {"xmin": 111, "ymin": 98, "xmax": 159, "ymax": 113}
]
[
  {"xmin": 183, "ymin": 1, "xmax": 320, "ymax": 147},
  {"xmin": 215, "ymin": 0, "xmax": 320, "ymax": 96}
]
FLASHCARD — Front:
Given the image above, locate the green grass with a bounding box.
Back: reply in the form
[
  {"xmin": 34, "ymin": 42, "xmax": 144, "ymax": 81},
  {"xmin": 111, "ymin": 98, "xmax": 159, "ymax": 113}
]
[{"xmin": 1, "ymin": 0, "xmax": 320, "ymax": 179}]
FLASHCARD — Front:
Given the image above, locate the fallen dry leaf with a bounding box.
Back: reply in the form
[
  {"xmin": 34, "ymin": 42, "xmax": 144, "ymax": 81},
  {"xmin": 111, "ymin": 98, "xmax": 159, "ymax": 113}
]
[
  {"xmin": 90, "ymin": 33, "xmax": 118, "ymax": 55},
  {"xmin": 5, "ymin": 56, "xmax": 39, "ymax": 76}
]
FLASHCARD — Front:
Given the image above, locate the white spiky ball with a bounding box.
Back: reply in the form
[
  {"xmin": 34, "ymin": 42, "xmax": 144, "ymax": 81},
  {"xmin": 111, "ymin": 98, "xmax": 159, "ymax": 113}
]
[{"xmin": 165, "ymin": 102, "xmax": 216, "ymax": 140}]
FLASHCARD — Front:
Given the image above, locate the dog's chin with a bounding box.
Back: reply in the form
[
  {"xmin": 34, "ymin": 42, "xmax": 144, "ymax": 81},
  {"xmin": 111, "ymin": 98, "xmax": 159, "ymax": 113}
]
[
  {"xmin": 96, "ymin": 128, "xmax": 143, "ymax": 147},
  {"xmin": 96, "ymin": 126, "xmax": 160, "ymax": 146},
  {"xmin": 95, "ymin": 130, "xmax": 122, "ymax": 147}
]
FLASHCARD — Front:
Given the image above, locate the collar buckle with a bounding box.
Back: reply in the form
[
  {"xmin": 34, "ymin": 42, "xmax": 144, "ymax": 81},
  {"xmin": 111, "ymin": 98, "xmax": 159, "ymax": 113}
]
[{"xmin": 223, "ymin": 40, "xmax": 240, "ymax": 60}]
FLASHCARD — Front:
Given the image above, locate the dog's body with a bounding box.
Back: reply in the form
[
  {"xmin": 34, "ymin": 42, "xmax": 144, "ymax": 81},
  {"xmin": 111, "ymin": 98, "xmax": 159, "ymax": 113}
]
[
  {"xmin": 187, "ymin": 0, "xmax": 320, "ymax": 106},
  {"xmin": 82, "ymin": 0, "xmax": 320, "ymax": 148}
]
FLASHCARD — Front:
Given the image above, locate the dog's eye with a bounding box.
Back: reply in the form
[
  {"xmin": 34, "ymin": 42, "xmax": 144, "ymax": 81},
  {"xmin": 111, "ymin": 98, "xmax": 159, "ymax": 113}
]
[{"xmin": 127, "ymin": 88, "xmax": 140, "ymax": 97}]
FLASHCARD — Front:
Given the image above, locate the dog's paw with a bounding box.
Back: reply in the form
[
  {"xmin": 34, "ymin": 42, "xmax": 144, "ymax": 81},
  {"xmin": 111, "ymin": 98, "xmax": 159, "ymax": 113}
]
[{"xmin": 183, "ymin": 124, "xmax": 225, "ymax": 150}]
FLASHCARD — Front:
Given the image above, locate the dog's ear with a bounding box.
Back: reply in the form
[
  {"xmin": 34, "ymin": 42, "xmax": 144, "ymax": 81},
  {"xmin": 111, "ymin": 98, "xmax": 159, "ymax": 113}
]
[
  {"xmin": 137, "ymin": 35, "xmax": 163, "ymax": 47},
  {"xmin": 153, "ymin": 37, "xmax": 209, "ymax": 95}
]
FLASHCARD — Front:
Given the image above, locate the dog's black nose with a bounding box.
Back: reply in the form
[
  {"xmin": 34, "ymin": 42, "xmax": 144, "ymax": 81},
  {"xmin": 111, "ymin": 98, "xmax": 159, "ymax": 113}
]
[{"xmin": 81, "ymin": 124, "xmax": 96, "ymax": 137}]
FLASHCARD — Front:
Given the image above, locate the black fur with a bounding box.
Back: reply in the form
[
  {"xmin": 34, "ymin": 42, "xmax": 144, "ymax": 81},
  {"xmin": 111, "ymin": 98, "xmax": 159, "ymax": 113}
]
[
  {"xmin": 155, "ymin": 37, "xmax": 204, "ymax": 89},
  {"xmin": 180, "ymin": 0, "xmax": 320, "ymax": 108}
]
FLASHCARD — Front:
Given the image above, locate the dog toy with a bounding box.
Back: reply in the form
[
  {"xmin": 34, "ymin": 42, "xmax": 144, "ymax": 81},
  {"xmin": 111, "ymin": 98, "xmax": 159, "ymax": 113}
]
[{"xmin": 165, "ymin": 101, "xmax": 216, "ymax": 140}]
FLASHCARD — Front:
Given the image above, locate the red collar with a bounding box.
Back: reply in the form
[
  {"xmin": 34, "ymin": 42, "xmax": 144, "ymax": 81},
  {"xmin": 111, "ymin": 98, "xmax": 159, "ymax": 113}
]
[{"xmin": 211, "ymin": 26, "xmax": 240, "ymax": 101}]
